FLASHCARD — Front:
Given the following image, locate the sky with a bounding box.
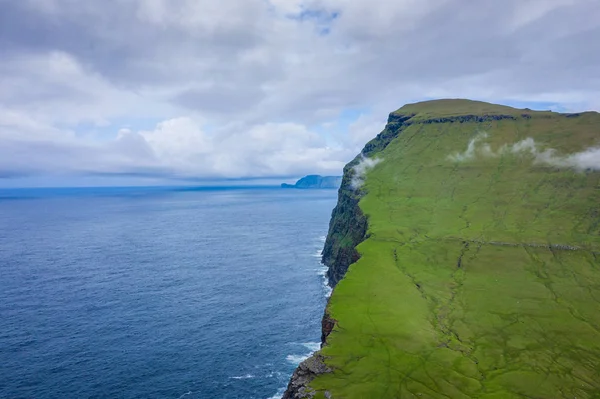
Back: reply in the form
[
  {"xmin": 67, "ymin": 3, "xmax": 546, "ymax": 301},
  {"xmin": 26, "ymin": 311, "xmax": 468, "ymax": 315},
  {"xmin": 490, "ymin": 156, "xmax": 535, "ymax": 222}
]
[{"xmin": 1, "ymin": 0, "xmax": 599, "ymax": 187}]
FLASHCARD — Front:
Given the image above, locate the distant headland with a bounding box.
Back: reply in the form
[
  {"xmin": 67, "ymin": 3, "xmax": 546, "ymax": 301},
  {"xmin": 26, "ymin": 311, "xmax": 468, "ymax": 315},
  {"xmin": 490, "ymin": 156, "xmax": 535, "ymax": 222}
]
[{"xmin": 281, "ymin": 175, "xmax": 342, "ymax": 189}]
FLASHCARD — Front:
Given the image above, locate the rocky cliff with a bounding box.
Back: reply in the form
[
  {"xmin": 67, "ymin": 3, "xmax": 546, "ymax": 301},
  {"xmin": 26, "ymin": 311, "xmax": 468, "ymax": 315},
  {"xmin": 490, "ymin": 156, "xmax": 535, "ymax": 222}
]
[
  {"xmin": 282, "ymin": 112, "xmax": 413, "ymax": 398},
  {"xmin": 283, "ymin": 99, "xmax": 600, "ymax": 399},
  {"xmin": 320, "ymin": 104, "xmax": 563, "ymax": 286},
  {"xmin": 322, "ymin": 112, "xmax": 415, "ymax": 287}
]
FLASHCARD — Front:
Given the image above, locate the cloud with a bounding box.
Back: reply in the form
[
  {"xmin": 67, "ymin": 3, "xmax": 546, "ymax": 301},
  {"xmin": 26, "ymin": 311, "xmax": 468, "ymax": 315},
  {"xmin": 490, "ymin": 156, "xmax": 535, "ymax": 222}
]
[
  {"xmin": 448, "ymin": 132, "xmax": 490, "ymax": 162},
  {"xmin": 141, "ymin": 119, "xmax": 353, "ymax": 177},
  {"xmin": 508, "ymin": 138, "xmax": 600, "ymax": 170},
  {"xmin": 563, "ymin": 147, "xmax": 600, "ymax": 170},
  {"xmin": 4, "ymin": 0, "xmax": 600, "ymax": 120},
  {"xmin": 350, "ymin": 155, "xmax": 382, "ymax": 189},
  {"xmin": 1, "ymin": 0, "xmax": 600, "ymax": 183},
  {"xmin": 0, "ymin": 116, "xmax": 352, "ymax": 179},
  {"xmin": 449, "ymin": 135, "xmax": 600, "ymax": 171}
]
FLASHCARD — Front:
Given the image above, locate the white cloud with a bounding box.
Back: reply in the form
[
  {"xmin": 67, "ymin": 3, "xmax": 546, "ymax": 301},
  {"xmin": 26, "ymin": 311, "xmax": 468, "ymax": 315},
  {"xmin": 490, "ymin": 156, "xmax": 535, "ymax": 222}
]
[
  {"xmin": 0, "ymin": 51, "xmax": 169, "ymax": 126},
  {"xmin": 509, "ymin": 138, "xmax": 600, "ymax": 170},
  {"xmin": 1, "ymin": 0, "xmax": 600, "ymax": 183},
  {"xmin": 0, "ymin": 115, "xmax": 351, "ymax": 179},
  {"xmin": 136, "ymin": 119, "xmax": 351, "ymax": 177},
  {"xmin": 448, "ymin": 133, "xmax": 490, "ymax": 162},
  {"xmin": 450, "ymin": 135, "xmax": 600, "ymax": 171},
  {"xmin": 564, "ymin": 147, "xmax": 600, "ymax": 170},
  {"xmin": 350, "ymin": 155, "xmax": 382, "ymax": 189}
]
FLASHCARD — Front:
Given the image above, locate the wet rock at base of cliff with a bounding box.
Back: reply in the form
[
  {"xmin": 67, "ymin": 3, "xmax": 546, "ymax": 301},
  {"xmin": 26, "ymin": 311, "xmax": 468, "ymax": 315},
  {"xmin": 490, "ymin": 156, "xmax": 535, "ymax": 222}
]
[{"xmin": 282, "ymin": 354, "xmax": 332, "ymax": 399}]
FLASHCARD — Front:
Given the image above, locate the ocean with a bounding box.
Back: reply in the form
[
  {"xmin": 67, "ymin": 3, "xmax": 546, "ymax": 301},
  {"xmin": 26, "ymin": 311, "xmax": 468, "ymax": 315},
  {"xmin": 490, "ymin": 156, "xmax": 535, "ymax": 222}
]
[{"xmin": 0, "ymin": 186, "xmax": 337, "ymax": 399}]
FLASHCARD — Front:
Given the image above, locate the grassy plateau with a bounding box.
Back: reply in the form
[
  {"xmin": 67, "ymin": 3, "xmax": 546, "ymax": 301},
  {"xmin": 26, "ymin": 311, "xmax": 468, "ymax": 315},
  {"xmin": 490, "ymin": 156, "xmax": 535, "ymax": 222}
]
[{"xmin": 310, "ymin": 100, "xmax": 600, "ymax": 398}]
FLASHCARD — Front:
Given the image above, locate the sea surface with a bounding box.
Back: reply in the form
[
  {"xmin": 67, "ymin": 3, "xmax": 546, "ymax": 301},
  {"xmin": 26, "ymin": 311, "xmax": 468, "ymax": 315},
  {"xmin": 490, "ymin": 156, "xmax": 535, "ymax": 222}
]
[{"xmin": 0, "ymin": 186, "xmax": 337, "ymax": 399}]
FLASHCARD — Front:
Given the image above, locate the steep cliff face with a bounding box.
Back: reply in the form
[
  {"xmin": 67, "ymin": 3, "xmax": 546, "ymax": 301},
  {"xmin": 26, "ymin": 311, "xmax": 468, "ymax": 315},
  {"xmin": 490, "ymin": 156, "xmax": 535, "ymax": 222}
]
[
  {"xmin": 322, "ymin": 105, "xmax": 531, "ymax": 287},
  {"xmin": 284, "ymin": 99, "xmax": 600, "ymax": 399},
  {"xmin": 322, "ymin": 113, "xmax": 414, "ymax": 287},
  {"xmin": 282, "ymin": 112, "xmax": 414, "ymax": 398},
  {"xmin": 320, "ymin": 179, "xmax": 365, "ymax": 287}
]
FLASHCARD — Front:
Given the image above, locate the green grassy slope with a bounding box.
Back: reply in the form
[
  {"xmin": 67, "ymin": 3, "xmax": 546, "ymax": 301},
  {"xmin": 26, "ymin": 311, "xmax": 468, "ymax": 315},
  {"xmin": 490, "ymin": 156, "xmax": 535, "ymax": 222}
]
[{"xmin": 311, "ymin": 100, "xmax": 600, "ymax": 398}]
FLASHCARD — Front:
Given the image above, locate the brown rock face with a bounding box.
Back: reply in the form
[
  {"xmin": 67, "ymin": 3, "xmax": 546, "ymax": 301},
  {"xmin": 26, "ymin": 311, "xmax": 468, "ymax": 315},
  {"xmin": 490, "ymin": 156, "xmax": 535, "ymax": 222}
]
[
  {"xmin": 320, "ymin": 311, "xmax": 336, "ymax": 346},
  {"xmin": 281, "ymin": 354, "xmax": 331, "ymax": 399}
]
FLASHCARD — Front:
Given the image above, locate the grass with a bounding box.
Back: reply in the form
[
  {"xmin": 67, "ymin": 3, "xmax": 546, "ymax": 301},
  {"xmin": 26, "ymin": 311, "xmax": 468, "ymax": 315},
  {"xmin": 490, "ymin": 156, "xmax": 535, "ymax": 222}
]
[
  {"xmin": 392, "ymin": 99, "xmax": 554, "ymax": 120},
  {"xmin": 309, "ymin": 101, "xmax": 600, "ymax": 398}
]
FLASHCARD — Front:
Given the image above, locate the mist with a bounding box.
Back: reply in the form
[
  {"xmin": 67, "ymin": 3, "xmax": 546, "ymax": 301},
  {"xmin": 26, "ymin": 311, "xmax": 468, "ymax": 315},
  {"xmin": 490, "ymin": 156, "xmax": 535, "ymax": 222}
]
[
  {"xmin": 351, "ymin": 155, "xmax": 382, "ymax": 189},
  {"xmin": 450, "ymin": 135, "xmax": 600, "ymax": 171}
]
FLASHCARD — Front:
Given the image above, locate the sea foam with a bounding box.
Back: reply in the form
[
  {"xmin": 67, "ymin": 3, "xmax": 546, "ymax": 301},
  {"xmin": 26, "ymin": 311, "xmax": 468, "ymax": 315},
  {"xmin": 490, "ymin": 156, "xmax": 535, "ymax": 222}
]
[
  {"xmin": 301, "ymin": 342, "xmax": 321, "ymax": 352},
  {"xmin": 286, "ymin": 354, "xmax": 310, "ymax": 365},
  {"xmin": 317, "ymin": 263, "xmax": 332, "ymax": 298},
  {"xmin": 266, "ymin": 387, "xmax": 286, "ymax": 399},
  {"xmin": 230, "ymin": 374, "xmax": 255, "ymax": 380}
]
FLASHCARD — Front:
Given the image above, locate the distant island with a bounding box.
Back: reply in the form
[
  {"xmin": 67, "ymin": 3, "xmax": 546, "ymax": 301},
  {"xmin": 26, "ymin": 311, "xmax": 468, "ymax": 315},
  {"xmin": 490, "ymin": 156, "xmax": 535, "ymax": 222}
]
[{"xmin": 281, "ymin": 175, "xmax": 342, "ymax": 189}]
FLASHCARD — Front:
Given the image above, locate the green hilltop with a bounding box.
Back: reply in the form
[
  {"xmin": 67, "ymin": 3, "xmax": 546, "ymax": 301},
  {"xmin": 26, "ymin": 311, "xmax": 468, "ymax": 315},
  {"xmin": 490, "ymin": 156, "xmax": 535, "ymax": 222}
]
[
  {"xmin": 298, "ymin": 100, "xmax": 600, "ymax": 398},
  {"xmin": 393, "ymin": 99, "xmax": 541, "ymax": 118}
]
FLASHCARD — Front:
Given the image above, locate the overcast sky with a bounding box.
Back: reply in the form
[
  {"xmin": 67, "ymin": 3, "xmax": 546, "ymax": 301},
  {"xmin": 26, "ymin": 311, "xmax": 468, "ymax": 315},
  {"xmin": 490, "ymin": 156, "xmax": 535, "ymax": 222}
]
[{"xmin": 1, "ymin": 0, "xmax": 599, "ymax": 186}]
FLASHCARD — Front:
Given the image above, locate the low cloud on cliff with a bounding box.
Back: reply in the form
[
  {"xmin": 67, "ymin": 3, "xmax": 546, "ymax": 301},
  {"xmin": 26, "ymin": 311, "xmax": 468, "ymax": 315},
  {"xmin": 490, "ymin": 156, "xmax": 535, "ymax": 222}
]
[
  {"xmin": 448, "ymin": 133, "xmax": 491, "ymax": 162},
  {"xmin": 450, "ymin": 135, "xmax": 600, "ymax": 170},
  {"xmin": 510, "ymin": 138, "xmax": 600, "ymax": 170},
  {"xmin": 351, "ymin": 155, "xmax": 382, "ymax": 189},
  {"xmin": 1, "ymin": 0, "xmax": 600, "ymax": 185}
]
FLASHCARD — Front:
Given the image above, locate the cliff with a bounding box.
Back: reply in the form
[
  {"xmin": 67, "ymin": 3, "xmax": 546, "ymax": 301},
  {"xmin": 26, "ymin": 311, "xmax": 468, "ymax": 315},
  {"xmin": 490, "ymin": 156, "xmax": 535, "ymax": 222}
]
[
  {"xmin": 284, "ymin": 99, "xmax": 600, "ymax": 398},
  {"xmin": 281, "ymin": 175, "xmax": 342, "ymax": 189},
  {"xmin": 321, "ymin": 112, "xmax": 415, "ymax": 287},
  {"xmin": 283, "ymin": 111, "xmax": 416, "ymax": 398}
]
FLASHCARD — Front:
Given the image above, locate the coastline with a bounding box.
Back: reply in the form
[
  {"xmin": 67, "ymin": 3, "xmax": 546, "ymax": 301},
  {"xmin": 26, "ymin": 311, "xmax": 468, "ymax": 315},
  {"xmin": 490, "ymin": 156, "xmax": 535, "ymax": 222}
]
[
  {"xmin": 281, "ymin": 112, "xmax": 405, "ymax": 398},
  {"xmin": 283, "ymin": 101, "xmax": 600, "ymax": 398}
]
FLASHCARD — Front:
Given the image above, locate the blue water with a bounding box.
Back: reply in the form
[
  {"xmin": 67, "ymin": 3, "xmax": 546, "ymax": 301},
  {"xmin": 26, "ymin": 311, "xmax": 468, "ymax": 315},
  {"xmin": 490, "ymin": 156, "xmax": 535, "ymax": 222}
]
[{"xmin": 0, "ymin": 187, "xmax": 337, "ymax": 399}]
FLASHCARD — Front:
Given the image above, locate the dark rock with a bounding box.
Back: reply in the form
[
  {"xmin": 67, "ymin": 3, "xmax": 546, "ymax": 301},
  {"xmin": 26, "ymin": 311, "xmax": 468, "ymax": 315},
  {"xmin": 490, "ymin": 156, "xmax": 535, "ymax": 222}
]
[
  {"xmin": 322, "ymin": 112, "xmax": 413, "ymax": 287},
  {"xmin": 320, "ymin": 310, "xmax": 336, "ymax": 346},
  {"xmin": 410, "ymin": 114, "xmax": 516, "ymax": 125},
  {"xmin": 282, "ymin": 354, "xmax": 332, "ymax": 399},
  {"xmin": 321, "ymin": 187, "xmax": 367, "ymax": 287}
]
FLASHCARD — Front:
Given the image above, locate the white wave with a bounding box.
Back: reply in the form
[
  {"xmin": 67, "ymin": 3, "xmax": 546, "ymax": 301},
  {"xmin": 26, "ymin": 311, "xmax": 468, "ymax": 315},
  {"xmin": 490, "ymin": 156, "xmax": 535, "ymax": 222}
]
[
  {"xmin": 302, "ymin": 342, "xmax": 321, "ymax": 352},
  {"xmin": 314, "ymin": 245, "xmax": 331, "ymax": 297},
  {"xmin": 265, "ymin": 371, "xmax": 284, "ymax": 378},
  {"xmin": 322, "ymin": 271, "xmax": 332, "ymax": 297},
  {"xmin": 177, "ymin": 391, "xmax": 192, "ymax": 399},
  {"xmin": 266, "ymin": 387, "xmax": 286, "ymax": 399},
  {"xmin": 286, "ymin": 354, "xmax": 310, "ymax": 365},
  {"xmin": 286, "ymin": 341, "xmax": 322, "ymax": 367},
  {"xmin": 311, "ymin": 249, "xmax": 323, "ymax": 258},
  {"xmin": 317, "ymin": 264, "xmax": 332, "ymax": 298},
  {"xmin": 319, "ymin": 235, "xmax": 326, "ymax": 242},
  {"xmin": 230, "ymin": 374, "xmax": 255, "ymax": 380}
]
